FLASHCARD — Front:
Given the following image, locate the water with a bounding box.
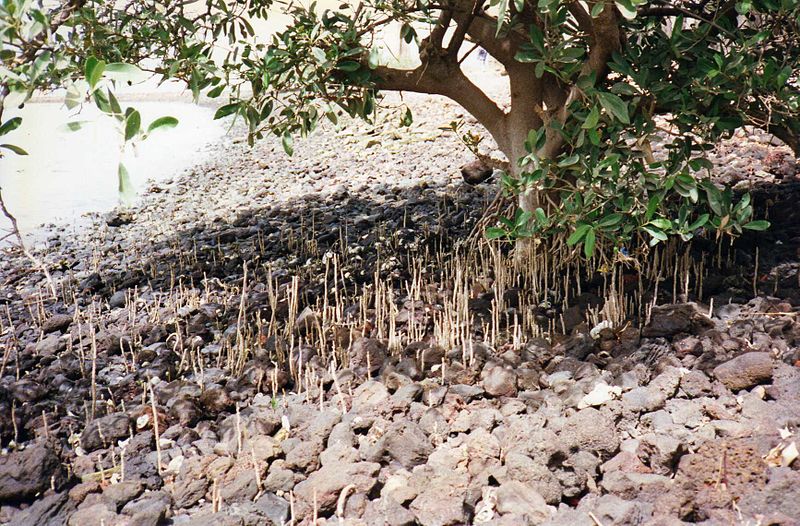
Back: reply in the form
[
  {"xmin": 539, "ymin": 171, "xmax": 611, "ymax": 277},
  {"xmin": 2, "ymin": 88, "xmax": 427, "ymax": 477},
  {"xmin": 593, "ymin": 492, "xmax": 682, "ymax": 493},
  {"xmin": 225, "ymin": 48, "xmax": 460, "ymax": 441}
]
[
  {"xmin": 0, "ymin": 1, "xmax": 485, "ymax": 246},
  {"xmin": 0, "ymin": 100, "xmax": 226, "ymax": 243}
]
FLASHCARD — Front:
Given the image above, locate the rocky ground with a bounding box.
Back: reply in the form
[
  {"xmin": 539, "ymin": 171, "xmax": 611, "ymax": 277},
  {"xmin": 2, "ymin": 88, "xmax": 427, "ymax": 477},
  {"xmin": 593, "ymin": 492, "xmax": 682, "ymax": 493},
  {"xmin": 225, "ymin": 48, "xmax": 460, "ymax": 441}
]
[{"xmin": 1, "ymin": 88, "xmax": 800, "ymax": 526}]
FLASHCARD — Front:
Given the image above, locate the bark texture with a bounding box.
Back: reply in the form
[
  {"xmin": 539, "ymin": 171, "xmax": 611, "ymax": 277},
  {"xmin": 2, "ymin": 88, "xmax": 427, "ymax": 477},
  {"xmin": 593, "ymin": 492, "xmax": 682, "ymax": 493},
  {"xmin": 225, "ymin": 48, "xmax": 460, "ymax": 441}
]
[{"xmin": 371, "ymin": 0, "xmax": 623, "ymax": 214}]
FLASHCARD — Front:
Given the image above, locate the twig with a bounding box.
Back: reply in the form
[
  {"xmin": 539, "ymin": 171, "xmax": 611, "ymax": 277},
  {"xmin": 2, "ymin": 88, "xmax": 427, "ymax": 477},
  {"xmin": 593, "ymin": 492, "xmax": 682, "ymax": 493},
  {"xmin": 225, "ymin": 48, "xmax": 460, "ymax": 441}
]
[{"xmin": 0, "ymin": 187, "xmax": 58, "ymax": 299}]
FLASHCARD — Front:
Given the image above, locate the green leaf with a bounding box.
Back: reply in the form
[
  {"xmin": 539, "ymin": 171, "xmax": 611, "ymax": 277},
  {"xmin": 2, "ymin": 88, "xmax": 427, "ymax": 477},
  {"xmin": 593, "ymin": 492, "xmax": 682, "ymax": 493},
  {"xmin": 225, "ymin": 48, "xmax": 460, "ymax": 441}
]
[
  {"xmin": 567, "ymin": 224, "xmax": 592, "ymax": 246},
  {"xmin": 147, "ymin": 116, "xmax": 179, "ymax": 134},
  {"xmin": 485, "ymin": 226, "xmax": 507, "ymax": 240},
  {"xmin": 703, "ymin": 183, "xmax": 724, "ymax": 216},
  {"xmin": 207, "ymin": 85, "xmax": 225, "ymax": 98},
  {"xmin": 214, "ymin": 103, "xmax": 240, "ymax": 119},
  {"xmin": 0, "ymin": 144, "xmax": 28, "ymax": 155},
  {"xmin": 124, "ymin": 110, "xmax": 141, "ymax": 142},
  {"xmin": 590, "ymin": 2, "xmax": 605, "ymax": 16},
  {"xmin": 743, "ymin": 220, "xmax": 770, "ymax": 231},
  {"xmin": 104, "ymin": 63, "xmax": 144, "ymax": 81},
  {"xmin": 582, "ymin": 106, "xmax": 600, "ymax": 129},
  {"xmin": 399, "ymin": 108, "xmax": 413, "ymax": 127},
  {"xmin": 85, "ymin": 57, "xmax": 106, "ymax": 89},
  {"xmin": 0, "ymin": 117, "xmax": 22, "ymax": 137},
  {"xmin": 649, "ymin": 218, "xmax": 672, "ymax": 230},
  {"xmin": 558, "ymin": 154, "xmax": 580, "ymax": 167},
  {"xmin": 367, "ymin": 47, "xmax": 380, "ymax": 69},
  {"xmin": 515, "ymin": 210, "xmax": 533, "ymax": 227},
  {"xmin": 311, "ymin": 47, "xmax": 327, "ymax": 64},
  {"xmin": 687, "ymin": 214, "xmax": 710, "ymax": 230},
  {"xmin": 118, "ymin": 163, "xmax": 135, "ymax": 203},
  {"xmin": 642, "ymin": 225, "xmax": 668, "ymax": 242},
  {"xmin": 65, "ymin": 83, "xmax": 83, "ymax": 110},
  {"xmin": 534, "ymin": 207, "xmax": 548, "ymax": 226},
  {"xmin": 336, "ymin": 61, "xmax": 361, "ymax": 72},
  {"xmin": 107, "ymin": 89, "xmax": 122, "ymax": 117},
  {"xmin": 584, "ymin": 229, "xmax": 596, "ymax": 258},
  {"xmin": 645, "ymin": 194, "xmax": 661, "ymax": 221},
  {"xmin": 63, "ymin": 121, "xmax": 91, "ymax": 132},
  {"xmin": 281, "ymin": 133, "xmax": 294, "ymax": 156},
  {"xmin": 597, "ymin": 213, "xmax": 623, "ymax": 228},
  {"xmin": 615, "ymin": 0, "xmax": 637, "ymax": 19},
  {"xmin": 496, "ymin": 0, "xmax": 509, "ymax": 36},
  {"xmin": 597, "ymin": 92, "xmax": 630, "ymax": 124}
]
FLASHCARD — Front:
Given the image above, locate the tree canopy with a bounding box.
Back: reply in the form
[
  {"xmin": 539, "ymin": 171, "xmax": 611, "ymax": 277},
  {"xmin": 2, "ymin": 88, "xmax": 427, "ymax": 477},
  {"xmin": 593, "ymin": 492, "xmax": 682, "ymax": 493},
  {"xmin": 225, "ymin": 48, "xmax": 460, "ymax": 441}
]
[{"xmin": 1, "ymin": 0, "xmax": 798, "ymax": 257}]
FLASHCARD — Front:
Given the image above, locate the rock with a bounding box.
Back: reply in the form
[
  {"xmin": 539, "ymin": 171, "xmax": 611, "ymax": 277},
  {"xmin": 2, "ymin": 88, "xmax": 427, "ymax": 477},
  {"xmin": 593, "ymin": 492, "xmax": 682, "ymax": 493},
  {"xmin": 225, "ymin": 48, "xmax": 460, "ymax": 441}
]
[
  {"xmin": 364, "ymin": 497, "xmax": 417, "ymax": 526},
  {"xmin": 503, "ymin": 452, "xmax": 562, "ymax": 504},
  {"xmin": 172, "ymin": 477, "xmax": 208, "ymax": 509},
  {"xmin": 0, "ymin": 442, "xmax": 65, "ymax": 501},
  {"xmin": 263, "ymin": 464, "xmax": 295, "ymax": 493},
  {"xmin": 621, "ymin": 386, "xmax": 667, "ymax": 413},
  {"xmin": 680, "ymin": 370, "xmax": 713, "ymax": 397},
  {"xmin": 637, "ymin": 433, "xmax": 685, "ymax": 475},
  {"xmin": 601, "ymin": 450, "xmax": 652, "ymax": 477},
  {"xmin": 448, "ymin": 384, "xmax": 484, "ymax": 400},
  {"xmin": 219, "ymin": 472, "xmax": 258, "ymax": 503},
  {"xmin": 460, "ymin": 159, "xmax": 494, "ymax": 185},
  {"xmin": 81, "ymin": 413, "xmax": 131, "ymax": 452},
  {"xmin": 294, "ymin": 306, "xmax": 320, "ymax": 333},
  {"xmin": 738, "ymin": 467, "xmax": 800, "ymax": 522},
  {"xmin": 42, "ymin": 314, "xmax": 72, "ymax": 334},
  {"xmin": 68, "ymin": 482, "xmax": 102, "ymax": 504},
  {"xmin": 351, "ymin": 381, "xmax": 390, "ymax": 411},
  {"xmin": 667, "ymin": 436, "xmax": 771, "ymax": 519},
  {"xmin": 180, "ymin": 512, "xmax": 243, "ymax": 526},
  {"xmin": 577, "ymin": 494, "xmax": 654, "ymax": 525},
  {"xmin": 713, "ymin": 352, "xmax": 774, "ymax": 391},
  {"xmin": 35, "ymin": 334, "xmax": 64, "ymax": 357},
  {"xmin": 673, "ymin": 336, "xmax": 702, "ymax": 357},
  {"xmin": 391, "ymin": 383, "xmax": 423, "ymax": 407},
  {"xmin": 254, "ymin": 492, "xmax": 290, "ymax": 525},
  {"xmin": 170, "ymin": 398, "xmax": 201, "ymax": 427},
  {"xmin": 103, "ymin": 481, "xmax": 144, "ymax": 511},
  {"xmin": 121, "ymin": 492, "xmax": 170, "ymax": 526},
  {"xmin": 8, "ymin": 491, "xmax": 76, "ymax": 526},
  {"xmin": 482, "ymin": 364, "xmax": 518, "ymax": 397},
  {"xmin": 410, "ymin": 487, "xmax": 468, "ymax": 526},
  {"xmin": 349, "ymin": 338, "xmax": 387, "ymax": 376},
  {"xmin": 292, "ymin": 461, "xmax": 380, "ymax": 518},
  {"xmin": 558, "ymin": 408, "xmax": 619, "ymax": 455},
  {"xmin": 578, "ymin": 382, "xmax": 621, "ymax": 409},
  {"xmin": 66, "ymin": 503, "xmax": 118, "ymax": 526},
  {"xmin": 642, "ymin": 302, "xmax": 712, "ymax": 338},
  {"xmin": 199, "ymin": 387, "xmax": 234, "ymax": 414},
  {"xmin": 384, "ymin": 421, "xmax": 433, "ymax": 469},
  {"xmin": 106, "ymin": 210, "xmax": 134, "ymax": 227},
  {"xmin": 128, "ymin": 498, "xmax": 168, "ymax": 526},
  {"xmin": 493, "ymin": 481, "xmax": 552, "ymax": 522},
  {"xmin": 109, "ymin": 290, "xmax": 128, "ymax": 309},
  {"xmin": 9, "ymin": 379, "xmax": 47, "ymax": 404},
  {"xmin": 599, "ymin": 471, "xmax": 672, "ymax": 501},
  {"xmin": 284, "ymin": 439, "xmax": 324, "ymax": 472}
]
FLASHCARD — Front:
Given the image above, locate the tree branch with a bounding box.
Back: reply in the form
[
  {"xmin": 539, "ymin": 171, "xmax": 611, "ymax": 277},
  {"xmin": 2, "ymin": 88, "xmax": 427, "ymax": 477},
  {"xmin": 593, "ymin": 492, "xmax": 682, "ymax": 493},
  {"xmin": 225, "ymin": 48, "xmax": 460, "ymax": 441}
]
[
  {"xmin": 463, "ymin": 14, "xmax": 526, "ymax": 66},
  {"xmin": 567, "ymin": 1, "xmax": 594, "ymax": 39},
  {"xmin": 428, "ymin": 6, "xmax": 454, "ymax": 49},
  {"xmin": 447, "ymin": 0, "xmax": 479, "ymax": 59},
  {"xmin": 536, "ymin": 1, "xmax": 621, "ymax": 161},
  {"xmin": 582, "ymin": 1, "xmax": 621, "ymax": 80},
  {"xmin": 372, "ymin": 63, "xmax": 510, "ymax": 153}
]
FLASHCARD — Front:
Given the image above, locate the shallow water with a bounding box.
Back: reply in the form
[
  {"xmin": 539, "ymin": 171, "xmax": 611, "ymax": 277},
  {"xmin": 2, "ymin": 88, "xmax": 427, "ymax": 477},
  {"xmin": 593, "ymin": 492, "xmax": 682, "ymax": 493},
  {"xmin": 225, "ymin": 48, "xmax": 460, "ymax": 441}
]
[{"xmin": 0, "ymin": 100, "xmax": 226, "ymax": 244}]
